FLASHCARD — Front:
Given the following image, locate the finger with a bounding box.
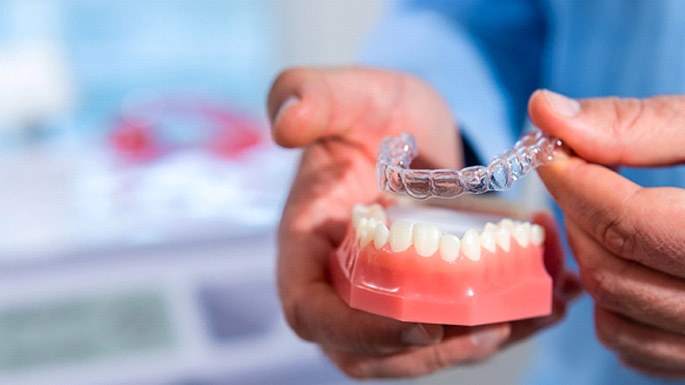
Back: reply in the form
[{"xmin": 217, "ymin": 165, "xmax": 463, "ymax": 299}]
[
  {"xmin": 537, "ymin": 152, "xmax": 685, "ymax": 277},
  {"xmin": 529, "ymin": 89, "xmax": 685, "ymax": 166},
  {"xmin": 567, "ymin": 220, "xmax": 685, "ymax": 335},
  {"xmin": 279, "ymin": 227, "xmax": 446, "ymax": 355},
  {"xmin": 278, "ymin": 147, "xmax": 443, "ymax": 355},
  {"xmin": 595, "ymin": 306, "xmax": 685, "ymax": 375},
  {"xmin": 325, "ymin": 324, "xmax": 510, "ymax": 379},
  {"xmin": 267, "ymin": 67, "xmax": 459, "ymax": 167},
  {"xmin": 620, "ymin": 356, "xmax": 685, "ymax": 379}
]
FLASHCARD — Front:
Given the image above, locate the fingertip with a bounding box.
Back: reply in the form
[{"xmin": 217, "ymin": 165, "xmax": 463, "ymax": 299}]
[
  {"xmin": 267, "ymin": 68, "xmax": 329, "ymax": 148},
  {"xmin": 469, "ymin": 324, "xmax": 511, "ymax": 351},
  {"xmin": 402, "ymin": 323, "xmax": 444, "ymax": 347},
  {"xmin": 527, "ymin": 89, "xmax": 554, "ymax": 130},
  {"xmin": 270, "ymin": 95, "xmax": 315, "ymax": 148}
]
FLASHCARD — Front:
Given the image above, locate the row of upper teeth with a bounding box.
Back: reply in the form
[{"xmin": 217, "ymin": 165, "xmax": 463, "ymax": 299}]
[{"xmin": 352, "ymin": 204, "xmax": 544, "ymax": 263}]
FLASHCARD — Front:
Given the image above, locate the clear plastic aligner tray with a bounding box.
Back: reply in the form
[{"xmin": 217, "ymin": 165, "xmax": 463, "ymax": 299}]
[{"xmin": 377, "ymin": 131, "xmax": 562, "ymax": 199}]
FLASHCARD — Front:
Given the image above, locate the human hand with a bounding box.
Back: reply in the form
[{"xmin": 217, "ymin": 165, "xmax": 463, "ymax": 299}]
[
  {"xmin": 267, "ymin": 68, "xmax": 579, "ymax": 378},
  {"xmin": 530, "ymin": 90, "xmax": 685, "ymax": 378}
]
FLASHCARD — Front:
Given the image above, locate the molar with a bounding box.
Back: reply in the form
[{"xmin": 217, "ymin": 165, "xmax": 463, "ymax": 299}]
[
  {"xmin": 530, "ymin": 224, "xmax": 545, "ymax": 246},
  {"xmin": 498, "ymin": 218, "xmax": 514, "ymax": 231},
  {"xmin": 352, "ymin": 203, "xmax": 386, "ymax": 230},
  {"xmin": 484, "ymin": 222, "xmax": 498, "ymax": 233},
  {"xmin": 513, "ymin": 222, "xmax": 531, "ymax": 247}
]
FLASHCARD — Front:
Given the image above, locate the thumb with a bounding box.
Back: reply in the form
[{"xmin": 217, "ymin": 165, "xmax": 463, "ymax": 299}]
[
  {"xmin": 267, "ymin": 67, "xmax": 459, "ymax": 167},
  {"xmin": 528, "ymin": 89, "xmax": 685, "ymax": 167}
]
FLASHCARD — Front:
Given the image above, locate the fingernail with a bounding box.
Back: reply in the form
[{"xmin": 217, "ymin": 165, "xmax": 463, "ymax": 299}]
[
  {"xmin": 470, "ymin": 326, "xmax": 508, "ymax": 349},
  {"xmin": 544, "ymin": 90, "xmax": 581, "ymax": 118},
  {"xmin": 402, "ymin": 324, "xmax": 443, "ymax": 346},
  {"xmin": 274, "ymin": 95, "xmax": 300, "ymax": 124}
]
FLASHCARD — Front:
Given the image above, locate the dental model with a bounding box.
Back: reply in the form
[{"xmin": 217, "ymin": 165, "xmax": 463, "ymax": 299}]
[
  {"xmin": 378, "ymin": 130, "xmax": 561, "ymax": 199},
  {"xmin": 330, "ymin": 203, "xmax": 552, "ymax": 325}
]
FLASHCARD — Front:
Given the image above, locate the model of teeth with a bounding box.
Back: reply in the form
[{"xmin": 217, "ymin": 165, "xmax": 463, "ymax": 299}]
[
  {"xmin": 351, "ymin": 203, "xmax": 545, "ymax": 263},
  {"xmin": 333, "ymin": 203, "xmax": 553, "ymax": 326}
]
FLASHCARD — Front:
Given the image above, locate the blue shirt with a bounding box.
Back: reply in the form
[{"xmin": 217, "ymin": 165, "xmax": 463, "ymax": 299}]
[{"xmin": 362, "ymin": 1, "xmax": 685, "ymax": 384}]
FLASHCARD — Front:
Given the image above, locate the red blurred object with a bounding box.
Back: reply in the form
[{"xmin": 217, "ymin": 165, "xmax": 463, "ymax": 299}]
[{"xmin": 110, "ymin": 97, "xmax": 264, "ymax": 162}]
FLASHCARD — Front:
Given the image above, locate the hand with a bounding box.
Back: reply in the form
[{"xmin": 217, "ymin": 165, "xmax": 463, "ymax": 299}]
[
  {"xmin": 268, "ymin": 68, "xmax": 579, "ymax": 378},
  {"xmin": 530, "ymin": 90, "xmax": 685, "ymax": 378}
]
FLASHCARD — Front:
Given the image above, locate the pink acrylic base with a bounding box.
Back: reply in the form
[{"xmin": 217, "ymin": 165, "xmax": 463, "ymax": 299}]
[{"xmin": 330, "ymin": 225, "xmax": 552, "ymax": 326}]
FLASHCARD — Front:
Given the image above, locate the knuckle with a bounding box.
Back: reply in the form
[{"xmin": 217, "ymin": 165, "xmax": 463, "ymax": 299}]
[
  {"xmin": 581, "ymin": 266, "xmax": 619, "ymax": 309},
  {"xmin": 424, "ymin": 346, "xmax": 451, "ymax": 373},
  {"xmin": 280, "ymin": 296, "xmax": 314, "ymax": 343},
  {"xmin": 608, "ymin": 97, "xmax": 644, "ymax": 137},
  {"xmin": 594, "ymin": 313, "xmax": 618, "ymax": 350},
  {"xmin": 338, "ymin": 362, "xmax": 372, "ymax": 380},
  {"xmin": 600, "ymin": 215, "xmax": 637, "ymax": 258}
]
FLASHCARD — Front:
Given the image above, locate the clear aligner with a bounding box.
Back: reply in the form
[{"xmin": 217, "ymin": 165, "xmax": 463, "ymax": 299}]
[{"xmin": 377, "ymin": 131, "xmax": 562, "ymax": 199}]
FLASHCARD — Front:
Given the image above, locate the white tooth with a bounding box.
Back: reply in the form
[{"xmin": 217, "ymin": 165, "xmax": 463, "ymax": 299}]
[
  {"xmin": 480, "ymin": 230, "xmax": 496, "ymax": 253},
  {"xmin": 439, "ymin": 234, "xmax": 461, "ymax": 263},
  {"xmin": 484, "ymin": 222, "xmax": 498, "ymax": 233},
  {"xmin": 366, "ymin": 204, "xmax": 387, "ymax": 225},
  {"xmin": 389, "ymin": 220, "xmax": 414, "ymax": 252},
  {"xmin": 413, "ymin": 223, "xmax": 441, "ymax": 257},
  {"xmin": 354, "ymin": 217, "xmax": 369, "ymax": 239},
  {"xmin": 360, "ymin": 218, "xmax": 378, "ymax": 247},
  {"xmin": 353, "ymin": 204, "xmax": 387, "ymax": 231},
  {"xmin": 352, "ymin": 205, "xmax": 368, "ymax": 230},
  {"xmin": 530, "ymin": 224, "xmax": 545, "ymax": 246},
  {"xmin": 513, "ymin": 222, "xmax": 531, "ymax": 247},
  {"xmin": 499, "ymin": 218, "xmax": 514, "ymax": 231},
  {"xmin": 461, "ymin": 229, "xmax": 481, "ymax": 261},
  {"xmin": 374, "ymin": 222, "xmax": 390, "ymax": 249},
  {"xmin": 494, "ymin": 226, "xmax": 511, "ymax": 252}
]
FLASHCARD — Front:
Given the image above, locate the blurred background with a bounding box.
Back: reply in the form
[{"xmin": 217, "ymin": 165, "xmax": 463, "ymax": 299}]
[{"xmin": 0, "ymin": 1, "xmax": 530, "ymax": 384}]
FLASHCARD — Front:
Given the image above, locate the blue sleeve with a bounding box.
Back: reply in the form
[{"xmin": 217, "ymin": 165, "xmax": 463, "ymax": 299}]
[{"xmin": 360, "ymin": 0, "xmax": 546, "ymax": 162}]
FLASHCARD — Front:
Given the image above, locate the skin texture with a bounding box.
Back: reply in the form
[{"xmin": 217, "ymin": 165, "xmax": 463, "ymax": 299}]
[
  {"xmin": 530, "ymin": 89, "xmax": 685, "ymax": 378},
  {"xmin": 267, "ymin": 68, "xmax": 580, "ymax": 379}
]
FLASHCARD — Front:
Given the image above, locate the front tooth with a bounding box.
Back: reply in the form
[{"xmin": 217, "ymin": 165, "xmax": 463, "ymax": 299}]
[
  {"xmin": 413, "ymin": 223, "xmax": 441, "ymax": 257},
  {"xmin": 389, "ymin": 220, "xmax": 414, "ymax": 252},
  {"xmin": 439, "ymin": 234, "xmax": 461, "ymax": 262},
  {"xmin": 360, "ymin": 218, "xmax": 378, "ymax": 247},
  {"xmin": 480, "ymin": 230, "xmax": 496, "ymax": 253},
  {"xmin": 494, "ymin": 226, "xmax": 511, "ymax": 252},
  {"xmin": 513, "ymin": 222, "xmax": 531, "ymax": 247},
  {"xmin": 530, "ymin": 224, "xmax": 545, "ymax": 246},
  {"xmin": 461, "ymin": 229, "xmax": 481, "ymax": 261},
  {"xmin": 374, "ymin": 222, "xmax": 390, "ymax": 249}
]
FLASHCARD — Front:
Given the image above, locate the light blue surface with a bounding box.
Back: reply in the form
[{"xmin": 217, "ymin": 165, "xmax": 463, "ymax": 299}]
[
  {"xmin": 0, "ymin": 0, "xmax": 276, "ymax": 133},
  {"xmin": 362, "ymin": 1, "xmax": 685, "ymax": 384}
]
